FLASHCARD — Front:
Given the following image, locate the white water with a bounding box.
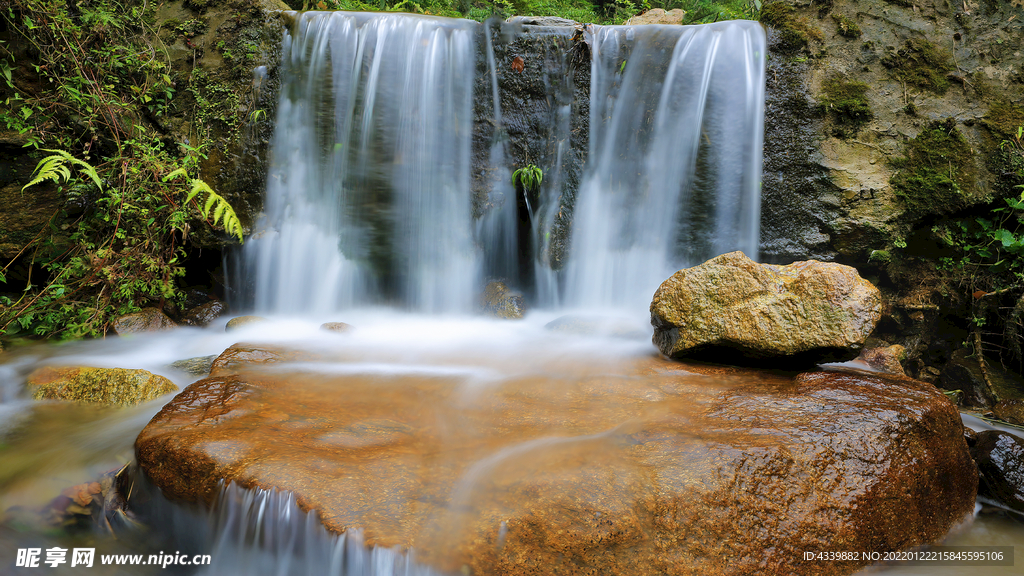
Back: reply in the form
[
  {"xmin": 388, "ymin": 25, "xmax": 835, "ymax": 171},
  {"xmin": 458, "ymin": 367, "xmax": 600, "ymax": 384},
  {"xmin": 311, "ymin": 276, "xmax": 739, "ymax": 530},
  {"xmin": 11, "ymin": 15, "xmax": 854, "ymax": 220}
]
[
  {"xmin": 242, "ymin": 12, "xmax": 479, "ymax": 314},
  {"xmin": 243, "ymin": 15, "xmax": 765, "ymax": 316},
  {"xmin": 556, "ymin": 21, "xmax": 765, "ymax": 309}
]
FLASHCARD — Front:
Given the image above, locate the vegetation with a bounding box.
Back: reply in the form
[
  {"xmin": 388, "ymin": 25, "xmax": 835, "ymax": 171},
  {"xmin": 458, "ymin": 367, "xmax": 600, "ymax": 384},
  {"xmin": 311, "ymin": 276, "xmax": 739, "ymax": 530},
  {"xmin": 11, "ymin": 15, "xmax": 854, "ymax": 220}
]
[
  {"xmin": 819, "ymin": 77, "xmax": 872, "ymax": 137},
  {"xmin": 930, "ymin": 125, "xmax": 1024, "ymax": 373},
  {"xmin": 290, "ymin": 0, "xmax": 757, "ymax": 24},
  {"xmin": 831, "ymin": 13, "xmax": 860, "ymax": 38},
  {"xmin": 758, "ymin": 1, "xmax": 822, "ymax": 54},
  {"xmin": 891, "ymin": 119, "xmax": 976, "ymax": 218},
  {"xmin": 0, "ymin": 0, "xmax": 244, "ymax": 340},
  {"xmin": 881, "ymin": 38, "xmax": 953, "ymax": 95}
]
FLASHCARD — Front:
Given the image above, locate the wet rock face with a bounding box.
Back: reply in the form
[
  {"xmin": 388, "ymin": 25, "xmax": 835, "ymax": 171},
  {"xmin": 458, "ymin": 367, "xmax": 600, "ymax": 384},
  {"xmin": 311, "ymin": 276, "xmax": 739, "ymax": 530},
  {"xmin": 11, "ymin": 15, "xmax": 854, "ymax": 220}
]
[
  {"xmin": 650, "ymin": 251, "xmax": 882, "ymax": 364},
  {"xmin": 971, "ymin": 430, "xmax": 1024, "ymax": 513},
  {"xmin": 136, "ymin": 363, "xmax": 975, "ymax": 576},
  {"xmin": 759, "ymin": 0, "xmax": 1024, "ymax": 264},
  {"xmin": 182, "ymin": 300, "xmax": 226, "ymax": 327},
  {"xmin": 28, "ymin": 367, "xmax": 176, "ymax": 406}
]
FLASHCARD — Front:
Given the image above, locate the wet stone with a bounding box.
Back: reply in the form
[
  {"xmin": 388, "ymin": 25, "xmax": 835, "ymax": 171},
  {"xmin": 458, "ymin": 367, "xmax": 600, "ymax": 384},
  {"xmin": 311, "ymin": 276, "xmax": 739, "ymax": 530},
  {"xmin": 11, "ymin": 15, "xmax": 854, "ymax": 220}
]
[
  {"xmin": 136, "ymin": 363, "xmax": 976, "ymax": 576},
  {"xmin": 28, "ymin": 367, "xmax": 177, "ymax": 406}
]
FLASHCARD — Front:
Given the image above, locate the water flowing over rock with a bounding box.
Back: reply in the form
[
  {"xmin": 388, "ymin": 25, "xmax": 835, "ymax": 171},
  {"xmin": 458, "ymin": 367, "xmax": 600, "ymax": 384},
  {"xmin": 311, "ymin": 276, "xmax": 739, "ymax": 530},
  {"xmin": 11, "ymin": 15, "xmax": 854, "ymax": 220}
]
[
  {"xmin": 27, "ymin": 367, "xmax": 176, "ymax": 406},
  {"xmin": 136, "ymin": 362, "xmax": 975, "ymax": 576},
  {"xmin": 240, "ymin": 12, "xmax": 479, "ymax": 314},
  {"xmin": 651, "ymin": 251, "xmax": 881, "ymax": 364},
  {"xmin": 559, "ymin": 22, "xmax": 764, "ymax": 310}
]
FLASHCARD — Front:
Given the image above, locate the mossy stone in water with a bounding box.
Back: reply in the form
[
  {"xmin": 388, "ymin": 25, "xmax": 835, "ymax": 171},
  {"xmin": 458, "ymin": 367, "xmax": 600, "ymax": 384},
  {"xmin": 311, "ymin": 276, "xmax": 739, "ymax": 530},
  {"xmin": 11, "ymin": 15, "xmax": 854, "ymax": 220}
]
[{"xmin": 27, "ymin": 367, "xmax": 177, "ymax": 406}]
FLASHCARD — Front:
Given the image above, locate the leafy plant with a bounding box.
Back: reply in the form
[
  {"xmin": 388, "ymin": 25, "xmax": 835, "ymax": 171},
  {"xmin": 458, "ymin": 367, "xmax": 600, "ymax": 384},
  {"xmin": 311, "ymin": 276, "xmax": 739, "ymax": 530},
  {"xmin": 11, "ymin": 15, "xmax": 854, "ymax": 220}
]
[
  {"xmin": 21, "ymin": 149, "xmax": 103, "ymax": 193},
  {"xmin": 512, "ymin": 164, "xmax": 543, "ymax": 192},
  {"xmin": 163, "ymin": 169, "xmax": 244, "ymax": 242}
]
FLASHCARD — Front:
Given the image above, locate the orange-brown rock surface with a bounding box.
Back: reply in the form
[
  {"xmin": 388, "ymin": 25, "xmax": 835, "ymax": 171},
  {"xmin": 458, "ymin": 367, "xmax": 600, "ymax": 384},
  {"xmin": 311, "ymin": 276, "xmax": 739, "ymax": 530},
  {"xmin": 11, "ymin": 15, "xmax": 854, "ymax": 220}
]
[{"xmin": 136, "ymin": 359, "xmax": 975, "ymax": 576}]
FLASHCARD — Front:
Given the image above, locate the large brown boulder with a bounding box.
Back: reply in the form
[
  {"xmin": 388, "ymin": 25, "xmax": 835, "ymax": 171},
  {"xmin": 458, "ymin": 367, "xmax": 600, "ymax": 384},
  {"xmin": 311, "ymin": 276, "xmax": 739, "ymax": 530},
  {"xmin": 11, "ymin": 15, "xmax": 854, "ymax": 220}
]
[
  {"xmin": 136, "ymin": 362, "xmax": 975, "ymax": 576},
  {"xmin": 651, "ymin": 251, "xmax": 882, "ymax": 364},
  {"xmin": 28, "ymin": 367, "xmax": 176, "ymax": 406}
]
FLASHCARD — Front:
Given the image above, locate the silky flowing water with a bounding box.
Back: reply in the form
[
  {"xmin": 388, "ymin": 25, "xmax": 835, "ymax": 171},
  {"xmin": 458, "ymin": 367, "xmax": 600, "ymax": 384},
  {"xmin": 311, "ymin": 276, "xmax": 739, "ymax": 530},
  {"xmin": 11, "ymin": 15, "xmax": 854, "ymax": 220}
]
[{"xmin": 1, "ymin": 11, "xmax": 1021, "ymax": 576}]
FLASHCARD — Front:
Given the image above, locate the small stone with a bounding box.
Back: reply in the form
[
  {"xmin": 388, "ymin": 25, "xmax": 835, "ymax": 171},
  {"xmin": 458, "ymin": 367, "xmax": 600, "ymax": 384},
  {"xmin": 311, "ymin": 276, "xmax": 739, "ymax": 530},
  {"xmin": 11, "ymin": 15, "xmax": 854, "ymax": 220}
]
[
  {"xmin": 857, "ymin": 344, "xmax": 906, "ymax": 375},
  {"xmin": 170, "ymin": 355, "xmax": 218, "ymax": 376},
  {"xmin": 480, "ymin": 281, "xmax": 525, "ymax": 320},
  {"xmin": 626, "ymin": 8, "xmax": 686, "ymax": 25},
  {"xmin": 225, "ymin": 315, "xmax": 267, "ymax": 331},
  {"xmin": 183, "ymin": 301, "xmax": 227, "ymax": 327},
  {"xmin": 112, "ymin": 308, "xmax": 177, "ymax": 335},
  {"xmin": 320, "ymin": 322, "xmax": 354, "ymax": 333}
]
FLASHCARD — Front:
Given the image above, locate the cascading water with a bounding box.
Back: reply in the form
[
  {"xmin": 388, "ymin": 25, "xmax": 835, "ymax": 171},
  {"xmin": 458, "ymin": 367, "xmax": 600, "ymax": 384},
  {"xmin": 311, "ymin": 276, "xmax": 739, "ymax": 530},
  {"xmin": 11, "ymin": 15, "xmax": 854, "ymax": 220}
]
[
  {"xmin": 552, "ymin": 21, "xmax": 765, "ymax": 310},
  {"xmin": 241, "ymin": 12, "xmax": 479, "ymax": 314}
]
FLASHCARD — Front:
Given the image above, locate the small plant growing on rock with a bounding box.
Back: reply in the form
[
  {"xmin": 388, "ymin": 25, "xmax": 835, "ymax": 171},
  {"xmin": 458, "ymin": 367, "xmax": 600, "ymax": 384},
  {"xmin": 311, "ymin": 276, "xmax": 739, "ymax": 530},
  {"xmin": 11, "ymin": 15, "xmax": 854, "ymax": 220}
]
[{"xmin": 512, "ymin": 164, "xmax": 543, "ymax": 193}]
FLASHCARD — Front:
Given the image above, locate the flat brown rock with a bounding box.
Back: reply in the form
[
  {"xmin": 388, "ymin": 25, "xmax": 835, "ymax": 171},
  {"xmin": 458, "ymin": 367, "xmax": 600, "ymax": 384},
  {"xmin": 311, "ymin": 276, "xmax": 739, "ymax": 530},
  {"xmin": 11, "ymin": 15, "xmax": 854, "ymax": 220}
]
[{"xmin": 136, "ymin": 363, "xmax": 975, "ymax": 576}]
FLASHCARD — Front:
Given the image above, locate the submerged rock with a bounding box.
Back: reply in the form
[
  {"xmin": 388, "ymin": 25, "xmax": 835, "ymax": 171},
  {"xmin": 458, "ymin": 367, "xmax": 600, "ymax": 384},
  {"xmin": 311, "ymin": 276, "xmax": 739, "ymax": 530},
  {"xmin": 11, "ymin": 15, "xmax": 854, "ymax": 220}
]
[
  {"xmin": 225, "ymin": 315, "xmax": 267, "ymax": 331},
  {"xmin": 970, "ymin": 430, "xmax": 1024, "ymax": 513},
  {"xmin": 480, "ymin": 281, "xmax": 525, "ymax": 319},
  {"xmin": 169, "ymin": 355, "xmax": 218, "ymax": 376},
  {"xmin": 28, "ymin": 367, "xmax": 176, "ymax": 406},
  {"xmin": 209, "ymin": 343, "xmax": 319, "ymax": 376},
  {"xmin": 111, "ymin": 308, "xmax": 177, "ymax": 335},
  {"xmin": 650, "ymin": 251, "xmax": 881, "ymax": 365},
  {"xmin": 319, "ymin": 322, "xmax": 353, "ymax": 333},
  {"xmin": 136, "ymin": 365, "xmax": 975, "ymax": 576}
]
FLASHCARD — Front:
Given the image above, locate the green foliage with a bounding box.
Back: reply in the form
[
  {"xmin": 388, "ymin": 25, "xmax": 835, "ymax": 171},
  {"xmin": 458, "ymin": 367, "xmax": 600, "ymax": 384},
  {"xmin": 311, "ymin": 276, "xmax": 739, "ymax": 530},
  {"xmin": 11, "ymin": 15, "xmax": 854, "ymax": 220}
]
[
  {"xmin": 881, "ymin": 38, "xmax": 953, "ymax": 94},
  {"xmin": 21, "ymin": 149, "xmax": 103, "ymax": 193},
  {"xmin": 163, "ymin": 169, "xmax": 244, "ymax": 242},
  {"xmin": 512, "ymin": 164, "xmax": 543, "ymax": 192},
  {"xmin": 0, "ymin": 0, "xmax": 244, "ymax": 340}
]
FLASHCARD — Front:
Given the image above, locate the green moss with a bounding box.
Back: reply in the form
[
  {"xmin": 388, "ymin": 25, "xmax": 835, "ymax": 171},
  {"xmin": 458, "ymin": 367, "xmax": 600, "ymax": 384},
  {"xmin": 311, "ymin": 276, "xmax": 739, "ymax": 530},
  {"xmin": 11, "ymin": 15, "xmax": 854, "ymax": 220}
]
[
  {"xmin": 831, "ymin": 13, "xmax": 861, "ymax": 38},
  {"xmin": 881, "ymin": 38, "xmax": 953, "ymax": 94},
  {"xmin": 820, "ymin": 77, "xmax": 872, "ymax": 136},
  {"xmin": 984, "ymin": 100, "xmax": 1024, "ymax": 139},
  {"xmin": 175, "ymin": 18, "xmax": 208, "ymax": 38},
  {"xmin": 759, "ymin": 2, "xmax": 822, "ymax": 54},
  {"xmin": 891, "ymin": 119, "xmax": 977, "ymax": 217}
]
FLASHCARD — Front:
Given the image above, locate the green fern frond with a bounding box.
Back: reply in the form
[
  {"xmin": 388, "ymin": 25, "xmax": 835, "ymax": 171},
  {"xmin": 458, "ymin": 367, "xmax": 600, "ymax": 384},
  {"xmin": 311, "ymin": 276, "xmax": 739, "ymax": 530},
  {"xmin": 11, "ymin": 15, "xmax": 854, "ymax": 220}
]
[
  {"xmin": 22, "ymin": 149, "xmax": 102, "ymax": 193},
  {"xmin": 164, "ymin": 169, "xmax": 244, "ymax": 243}
]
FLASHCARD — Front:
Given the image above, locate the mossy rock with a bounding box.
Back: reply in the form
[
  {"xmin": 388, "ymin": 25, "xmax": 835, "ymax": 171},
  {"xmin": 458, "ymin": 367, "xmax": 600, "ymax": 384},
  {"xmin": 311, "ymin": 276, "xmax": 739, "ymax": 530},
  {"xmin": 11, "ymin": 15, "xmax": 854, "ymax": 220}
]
[
  {"xmin": 225, "ymin": 315, "xmax": 267, "ymax": 331},
  {"xmin": 881, "ymin": 38, "xmax": 953, "ymax": 94},
  {"xmin": 480, "ymin": 281, "xmax": 525, "ymax": 320},
  {"xmin": 831, "ymin": 13, "xmax": 861, "ymax": 38},
  {"xmin": 891, "ymin": 119, "xmax": 976, "ymax": 217},
  {"xmin": 759, "ymin": 2, "xmax": 823, "ymax": 54},
  {"xmin": 27, "ymin": 367, "xmax": 177, "ymax": 406},
  {"xmin": 820, "ymin": 76, "xmax": 872, "ymax": 137}
]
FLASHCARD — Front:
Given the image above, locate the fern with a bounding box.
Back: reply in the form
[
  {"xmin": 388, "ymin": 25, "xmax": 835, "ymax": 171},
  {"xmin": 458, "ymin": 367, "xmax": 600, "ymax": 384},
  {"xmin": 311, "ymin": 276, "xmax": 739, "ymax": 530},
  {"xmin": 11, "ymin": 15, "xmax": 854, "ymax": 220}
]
[
  {"xmin": 21, "ymin": 149, "xmax": 102, "ymax": 193},
  {"xmin": 163, "ymin": 169, "xmax": 244, "ymax": 242}
]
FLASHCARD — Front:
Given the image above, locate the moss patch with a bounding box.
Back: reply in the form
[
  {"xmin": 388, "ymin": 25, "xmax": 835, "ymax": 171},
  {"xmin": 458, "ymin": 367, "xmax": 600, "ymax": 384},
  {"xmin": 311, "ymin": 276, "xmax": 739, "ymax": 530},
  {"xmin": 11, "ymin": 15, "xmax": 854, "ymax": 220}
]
[
  {"xmin": 881, "ymin": 39, "xmax": 953, "ymax": 94},
  {"xmin": 820, "ymin": 77, "xmax": 872, "ymax": 137},
  {"xmin": 759, "ymin": 2, "xmax": 823, "ymax": 54},
  {"xmin": 832, "ymin": 13, "xmax": 861, "ymax": 38},
  {"xmin": 891, "ymin": 119, "xmax": 977, "ymax": 217}
]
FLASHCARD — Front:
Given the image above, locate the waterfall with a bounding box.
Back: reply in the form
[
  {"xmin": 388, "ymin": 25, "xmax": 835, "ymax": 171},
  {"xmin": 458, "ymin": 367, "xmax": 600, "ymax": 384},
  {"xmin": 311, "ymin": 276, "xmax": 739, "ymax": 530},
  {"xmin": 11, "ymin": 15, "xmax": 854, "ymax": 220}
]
[
  {"xmin": 240, "ymin": 14, "xmax": 764, "ymax": 316},
  {"xmin": 554, "ymin": 21, "xmax": 765, "ymax": 310},
  {"xmin": 241, "ymin": 12, "xmax": 479, "ymax": 314}
]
